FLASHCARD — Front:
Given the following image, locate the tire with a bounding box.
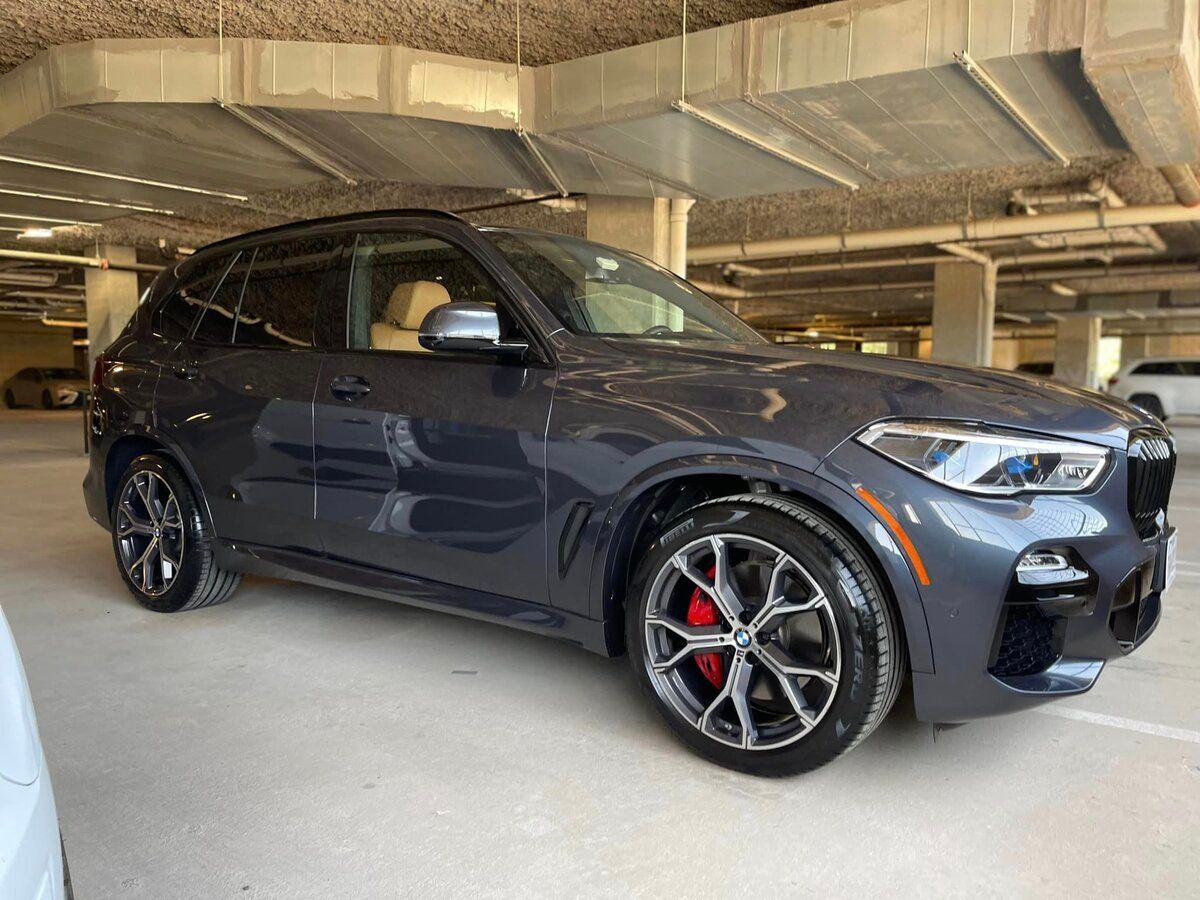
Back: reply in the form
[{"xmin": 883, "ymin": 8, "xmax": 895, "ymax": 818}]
[
  {"xmin": 1128, "ymin": 393, "xmax": 1166, "ymax": 422},
  {"xmin": 41, "ymin": 389, "xmax": 54, "ymax": 409},
  {"xmin": 3, "ymin": 389, "xmax": 15, "ymax": 409},
  {"xmin": 626, "ymin": 494, "xmax": 905, "ymax": 776},
  {"xmin": 110, "ymin": 454, "xmax": 240, "ymax": 612}
]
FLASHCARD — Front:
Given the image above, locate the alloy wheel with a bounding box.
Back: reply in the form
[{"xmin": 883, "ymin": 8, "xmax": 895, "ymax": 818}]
[
  {"xmin": 115, "ymin": 470, "xmax": 185, "ymax": 597},
  {"xmin": 642, "ymin": 533, "xmax": 842, "ymax": 751}
]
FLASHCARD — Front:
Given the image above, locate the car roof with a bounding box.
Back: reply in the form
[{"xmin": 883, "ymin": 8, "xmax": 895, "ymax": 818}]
[{"xmin": 193, "ymin": 208, "xmax": 475, "ymax": 258}]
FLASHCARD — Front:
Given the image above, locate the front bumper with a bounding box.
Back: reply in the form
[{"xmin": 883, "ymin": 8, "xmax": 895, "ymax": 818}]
[{"xmin": 819, "ymin": 439, "xmax": 1169, "ymax": 723}]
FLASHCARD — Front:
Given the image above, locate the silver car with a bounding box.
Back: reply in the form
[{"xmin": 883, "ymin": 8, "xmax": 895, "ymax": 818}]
[{"xmin": 2, "ymin": 367, "xmax": 89, "ymax": 409}]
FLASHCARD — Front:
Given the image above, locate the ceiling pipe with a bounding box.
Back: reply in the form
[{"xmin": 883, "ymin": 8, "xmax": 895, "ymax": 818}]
[
  {"xmin": 0, "ymin": 271, "xmax": 59, "ymax": 287},
  {"xmin": 668, "ymin": 198, "xmax": 697, "ymax": 278},
  {"xmin": 717, "ymin": 246, "xmax": 1156, "ymax": 280},
  {"xmin": 1160, "ymin": 165, "xmax": 1200, "ymax": 208},
  {"xmin": 0, "ymin": 248, "xmax": 162, "ymax": 274},
  {"xmin": 692, "ymin": 262, "xmax": 1200, "ymax": 302},
  {"xmin": 687, "ymin": 202, "xmax": 1200, "ymax": 266}
]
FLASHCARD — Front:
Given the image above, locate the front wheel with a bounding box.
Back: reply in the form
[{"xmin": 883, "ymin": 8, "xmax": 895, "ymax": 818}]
[
  {"xmin": 3, "ymin": 389, "xmax": 15, "ymax": 409},
  {"xmin": 111, "ymin": 454, "xmax": 241, "ymax": 612},
  {"xmin": 627, "ymin": 494, "xmax": 905, "ymax": 776},
  {"xmin": 41, "ymin": 389, "xmax": 53, "ymax": 409}
]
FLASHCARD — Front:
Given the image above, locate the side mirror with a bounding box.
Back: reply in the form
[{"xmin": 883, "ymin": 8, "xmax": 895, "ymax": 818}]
[{"xmin": 418, "ymin": 302, "xmax": 528, "ymax": 357}]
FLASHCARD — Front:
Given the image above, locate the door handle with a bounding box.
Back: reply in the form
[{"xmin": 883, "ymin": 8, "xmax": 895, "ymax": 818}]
[
  {"xmin": 173, "ymin": 361, "xmax": 200, "ymax": 380},
  {"xmin": 329, "ymin": 374, "xmax": 371, "ymax": 402}
]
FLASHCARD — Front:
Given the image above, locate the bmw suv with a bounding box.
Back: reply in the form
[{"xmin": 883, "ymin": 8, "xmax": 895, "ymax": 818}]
[{"xmin": 83, "ymin": 210, "xmax": 1177, "ymax": 775}]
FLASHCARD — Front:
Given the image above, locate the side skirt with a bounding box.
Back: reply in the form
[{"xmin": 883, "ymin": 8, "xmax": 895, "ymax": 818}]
[{"xmin": 214, "ymin": 540, "xmax": 613, "ymax": 656}]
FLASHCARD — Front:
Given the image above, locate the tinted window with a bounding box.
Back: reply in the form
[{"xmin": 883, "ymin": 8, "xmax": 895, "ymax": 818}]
[
  {"xmin": 347, "ymin": 231, "xmax": 510, "ymax": 352},
  {"xmin": 229, "ymin": 238, "xmax": 340, "ymax": 349},
  {"xmin": 157, "ymin": 254, "xmax": 235, "ymax": 341},
  {"xmin": 191, "ymin": 252, "xmax": 251, "ymax": 345},
  {"xmin": 1133, "ymin": 361, "xmax": 1184, "ymax": 375},
  {"xmin": 1179, "ymin": 361, "xmax": 1200, "ymax": 375},
  {"xmin": 41, "ymin": 368, "xmax": 84, "ymax": 379},
  {"xmin": 486, "ymin": 229, "xmax": 763, "ymax": 343}
]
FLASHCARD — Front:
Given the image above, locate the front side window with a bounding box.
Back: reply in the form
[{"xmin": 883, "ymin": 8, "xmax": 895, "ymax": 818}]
[
  {"xmin": 485, "ymin": 229, "xmax": 763, "ymax": 343},
  {"xmin": 1133, "ymin": 361, "xmax": 1183, "ymax": 376},
  {"xmin": 347, "ymin": 231, "xmax": 511, "ymax": 353}
]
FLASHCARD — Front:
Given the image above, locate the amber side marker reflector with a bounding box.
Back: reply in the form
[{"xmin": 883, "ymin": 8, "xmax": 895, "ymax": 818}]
[{"xmin": 855, "ymin": 486, "xmax": 931, "ymax": 586}]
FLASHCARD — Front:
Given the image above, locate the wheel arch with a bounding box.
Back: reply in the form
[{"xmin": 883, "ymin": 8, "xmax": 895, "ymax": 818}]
[
  {"xmin": 590, "ymin": 455, "xmax": 934, "ymax": 674},
  {"xmin": 102, "ymin": 427, "xmax": 215, "ymax": 532}
]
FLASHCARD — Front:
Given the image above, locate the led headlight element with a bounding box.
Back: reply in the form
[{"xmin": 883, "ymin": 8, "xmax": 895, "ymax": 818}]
[{"xmin": 857, "ymin": 421, "xmax": 1109, "ymax": 495}]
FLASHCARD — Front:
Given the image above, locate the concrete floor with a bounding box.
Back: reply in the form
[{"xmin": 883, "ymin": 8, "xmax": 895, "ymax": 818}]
[{"xmin": 1, "ymin": 408, "xmax": 1198, "ymax": 899}]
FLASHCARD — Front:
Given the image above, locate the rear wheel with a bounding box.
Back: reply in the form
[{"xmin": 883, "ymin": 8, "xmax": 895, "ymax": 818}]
[
  {"xmin": 111, "ymin": 454, "xmax": 240, "ymax": 612},
  {"xmin": 627, "ymin": 494, "xmax": 905, "ymax": 776},
  {"xmin": 3, "ymin": 389, "xmax": 15, "ymax": 408},
  {"xmin": 1129, "ymin": 393, "xmax": 1166, "ymax": 421}
]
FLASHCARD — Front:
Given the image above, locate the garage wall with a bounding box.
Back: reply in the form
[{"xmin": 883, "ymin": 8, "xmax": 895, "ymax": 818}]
[{"xmin": 0, "ymin": 320, "xmax": 76, "ymax": 385}]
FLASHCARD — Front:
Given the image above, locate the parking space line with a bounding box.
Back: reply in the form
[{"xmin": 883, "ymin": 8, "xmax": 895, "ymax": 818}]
[{"xmin": 1035, "ymin": 706, "xmax": 1200, "ymax": 745}]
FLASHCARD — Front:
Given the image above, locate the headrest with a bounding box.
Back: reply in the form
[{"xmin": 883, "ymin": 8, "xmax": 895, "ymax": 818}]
[{"xmin": 385, "ymin": 281, "xmax": 450, "ymax": 330}]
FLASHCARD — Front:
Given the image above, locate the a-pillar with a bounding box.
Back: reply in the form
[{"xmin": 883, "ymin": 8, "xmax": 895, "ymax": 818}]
[
  {"xmin": 1054, "ymin": 316, "xmax": 1103, "ymax": 389},
  {"xmin": 930, "ymin": 261, "xmax": 997, "ymax": 367},
  {"xmin": 84, "ymin": 246, "xmax": 140, "ymax": 367},
  {"xmin": 586, "ymin": 196, "xmax": 670, "ymax": 267}
]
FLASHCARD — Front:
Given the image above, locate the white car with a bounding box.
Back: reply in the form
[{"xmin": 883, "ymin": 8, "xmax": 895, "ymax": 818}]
[
  {"xmin": 0, "ymin": 607, "xmax": 70, "ymax": 900},
  {"xmin": 1107, "ymin": 357, "xmax": 1200, "ymax": 421}
]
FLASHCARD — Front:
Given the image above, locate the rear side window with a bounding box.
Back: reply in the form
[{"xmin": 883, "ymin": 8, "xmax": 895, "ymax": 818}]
[
  {"xmin": 229, "ymin": 237, "xmax": 341, "ymax": 349},
  {"xmin": 1132, "ymin": 361, "xmax": 1184, "ymax": 375},
  {"xmin": 156, "ymin": 253, "xmax": 235, "ymax": 340}
]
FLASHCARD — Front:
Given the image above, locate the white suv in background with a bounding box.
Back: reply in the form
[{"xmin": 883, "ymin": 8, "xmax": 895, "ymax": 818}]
[{"xmin": 1108, "ymin": 357, "xmax": 1200, "ymax": 421}]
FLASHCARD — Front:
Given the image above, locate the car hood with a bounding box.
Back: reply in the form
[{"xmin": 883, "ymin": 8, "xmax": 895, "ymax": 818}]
[{"xmin": 590, "ymin": 338, "xmax": 1154, "ymax": 452}]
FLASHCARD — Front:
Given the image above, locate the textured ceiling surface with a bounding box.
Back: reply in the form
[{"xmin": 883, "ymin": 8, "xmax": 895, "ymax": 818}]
[{"xmin": 0, "ymin": 0, "xmax": 813, "ymax": 74}]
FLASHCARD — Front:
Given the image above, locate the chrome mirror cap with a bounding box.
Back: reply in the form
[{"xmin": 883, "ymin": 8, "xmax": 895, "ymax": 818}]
[{"xmin": 418, "ymin": 301, "xmax": 528, "ymax": 356}]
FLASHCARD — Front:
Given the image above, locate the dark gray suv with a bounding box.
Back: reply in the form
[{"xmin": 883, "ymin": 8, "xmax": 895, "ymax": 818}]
[{"xmin": 82, "ymin": 210, "xmax": 1177, "ymax": 775}]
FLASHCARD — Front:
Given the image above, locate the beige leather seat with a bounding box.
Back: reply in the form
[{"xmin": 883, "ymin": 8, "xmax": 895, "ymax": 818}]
[{"xmin": 370, "ymin": 280, "xmax": 450, "ymax": 352}]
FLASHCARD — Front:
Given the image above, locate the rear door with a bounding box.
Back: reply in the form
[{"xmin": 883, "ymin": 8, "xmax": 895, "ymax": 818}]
[
  {"xmin": 311, "ymin": 225, "xmax": 555, "ymax": 603},
  {"xmin": 155, "ymin": 235, "xmax": 343, "ymax": 554}
]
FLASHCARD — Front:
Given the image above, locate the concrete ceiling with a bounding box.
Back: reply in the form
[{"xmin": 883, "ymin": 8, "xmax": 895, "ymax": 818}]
[
  {"xmin": 0, "ymin": 1, "xmax": 812, "ymax": 74},
  {"xmin": 2, "ymin": 0, "xmax": 1200, "ymax": 337}
]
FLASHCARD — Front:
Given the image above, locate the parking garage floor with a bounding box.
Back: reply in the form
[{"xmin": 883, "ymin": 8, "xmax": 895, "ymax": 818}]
[{"xmin": 1, "ymin": 408, "xmax": 1198, "ymax": 898}]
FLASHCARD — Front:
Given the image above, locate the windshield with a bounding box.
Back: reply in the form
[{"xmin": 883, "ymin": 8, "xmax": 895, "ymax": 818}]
[
  {"xmin": 485, "ymin": 229, "xmax": 764, "ymax": 343},
  {"xmin": 42, "ymin": 368, "xmax": 84, "ymax": 380}
]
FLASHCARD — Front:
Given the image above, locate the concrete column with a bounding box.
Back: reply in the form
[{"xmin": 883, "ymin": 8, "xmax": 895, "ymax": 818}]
[
  {"xmin": 667, "ymin": 198, "xmax": 696, "ymax": 277},
  {"xmin": 1054, "ymin": 316, "xmax": 1102, "ymax": 389},
  {"xmin": 931, "ymin": 261, "xmax": 996, "ymax": 367},
  {"xmin": 1120, "ymin": 334, "xmax": 1150, "ymax": 367},
  {"xmin": 84, "ymin": 245, "xmax": 140, "ymax": 366},
  {"xmin": 586, "ymin": 195, "xmax": 670, "ymax": 267}
]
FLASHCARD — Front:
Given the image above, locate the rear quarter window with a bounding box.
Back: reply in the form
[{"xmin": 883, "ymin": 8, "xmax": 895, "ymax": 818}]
[{"xmin": 155, "ymin": 254, "xmax": 236, "ymax": 341}]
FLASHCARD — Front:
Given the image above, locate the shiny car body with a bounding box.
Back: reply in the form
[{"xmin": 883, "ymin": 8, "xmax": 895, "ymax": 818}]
[
  {"xmin": 81, "ymin": 210, "xmax": 1175, "ymax": 730},
  {"xmin": 0, "ymin": 607, "xmax": 67, "ymax": 900}
]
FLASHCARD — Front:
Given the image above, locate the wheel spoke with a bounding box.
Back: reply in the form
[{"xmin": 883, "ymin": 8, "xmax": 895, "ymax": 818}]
[
  {"xmin": 708, "ymin": 536, "xmax": 747, "ymax": 623},
  {"xmin": 131, "ymin": 537, "xmax": 158, "ymax": 591},
  {"xmin": 699, "ymin": 656, "xmax": 757, "ymax": 748},
  {"xmin": 749, "ymin": 554, "xmax": 826, "ymax": 631},
  {"xmin": 134, "ymin": 474, "xmax": 159, "ymax": 524},
  {"xmin": 758, "ymin": 642, "xmax": 839, "ymax": 687},
  {"xmin": 646, "ymin": 615, "xmax": 727, "ymax": 671},
  {"xmin": 116, "ymin": 500, "xmax": 154, "ymax": 536},
  {"xmin": 158, "ymin": 542, "xmax": 177, "ymax": 582},
  {"xmin": 161, "ymin": 496, "xmax": 182, "ymax": 530}
]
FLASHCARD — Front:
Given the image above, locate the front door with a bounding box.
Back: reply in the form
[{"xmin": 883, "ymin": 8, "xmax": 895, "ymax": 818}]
[
  {"xmin": 312, "ymin": 227, "xmax": 555, "ymax": 603},
  {"xmin": 155, "ymin": 235, "xmax": 343, "ymax": 554}
]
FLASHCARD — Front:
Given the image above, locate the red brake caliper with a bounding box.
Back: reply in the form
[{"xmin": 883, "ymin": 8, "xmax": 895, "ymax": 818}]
[{"xmin": 686, "ymin": 566, "xmax": 726, "ymax": 688}]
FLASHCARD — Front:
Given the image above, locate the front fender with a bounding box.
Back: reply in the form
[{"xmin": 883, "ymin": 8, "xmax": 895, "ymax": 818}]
[{"xmin": 586, "ymin": 454, "xmax": 934, "ymax": 673}]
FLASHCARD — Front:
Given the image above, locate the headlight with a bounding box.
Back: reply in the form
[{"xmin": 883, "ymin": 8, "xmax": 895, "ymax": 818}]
[{"xmin": 857, "ymin": 420, "xmax": 1109, "ymax": 495}]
